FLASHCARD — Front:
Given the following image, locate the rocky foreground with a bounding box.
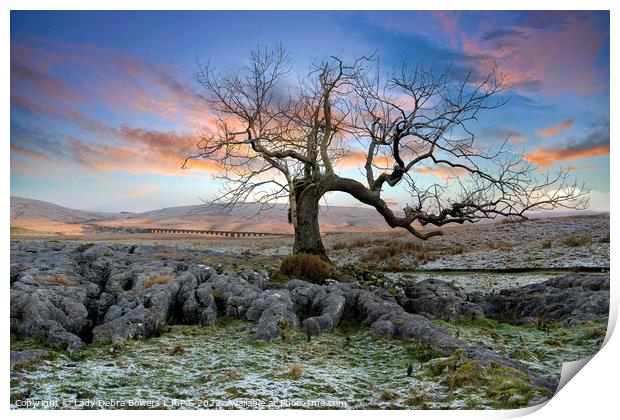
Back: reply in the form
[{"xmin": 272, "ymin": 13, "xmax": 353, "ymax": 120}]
[{"xmin": 10, "ymin": 241, "xmax": 609, "ymax": 404}]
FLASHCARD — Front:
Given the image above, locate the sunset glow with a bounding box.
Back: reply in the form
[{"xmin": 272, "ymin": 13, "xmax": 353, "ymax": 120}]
[{"xmin": 10, "ymin": 11, "xmax": 610, "ymax": 212}]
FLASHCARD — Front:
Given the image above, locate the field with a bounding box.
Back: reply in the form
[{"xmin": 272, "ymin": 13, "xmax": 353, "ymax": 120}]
[{"xmin": 10, "ymin": 214, "xmax": 610, "ymax": 410}]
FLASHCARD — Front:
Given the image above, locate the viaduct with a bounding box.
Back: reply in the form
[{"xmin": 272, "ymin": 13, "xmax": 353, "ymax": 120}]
[{"xmin": 100, "ymin": 226, "xmax": 292, "ymax": 238}]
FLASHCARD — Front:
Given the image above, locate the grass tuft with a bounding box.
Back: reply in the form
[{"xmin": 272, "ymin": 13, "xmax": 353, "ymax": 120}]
[
  {"xmin": 379, "ymin": 389, "xmax": 398, "ymax": 401},
  {"xmin": 142, "ymin": 274, "xmax": 173, "ymax": 289},
  {"xmin": 287, "ymin": 363, "xmax": 305, "ymax": 379},
  {"xmin": 41, "ymin": 275, "xmax": 75, "ymax": 286},
  {"xmin": 563, "ymin": 235, "xmax": 592, "ymax": 247},
  {"xmin": 169, "ymin": 345, "xmax": 185, "ymax": 356},
  {"xmin": 280, "ymin": 253, "xmax": 333, "ymax": 284},
  {"xmin": 488, "ymin": 241, "xmax": 513, "ymax": 250}
]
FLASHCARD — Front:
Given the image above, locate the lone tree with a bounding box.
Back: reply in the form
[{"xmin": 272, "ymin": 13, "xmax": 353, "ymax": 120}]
[{"xmin": 185, "ymin": 46, "xmax": 587, "ymax": 261}]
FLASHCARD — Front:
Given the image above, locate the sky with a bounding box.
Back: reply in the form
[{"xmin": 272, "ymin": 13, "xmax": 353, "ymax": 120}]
[{"xmin": 10, "ymin": 11, "xmax": 610, "ymax": 212}]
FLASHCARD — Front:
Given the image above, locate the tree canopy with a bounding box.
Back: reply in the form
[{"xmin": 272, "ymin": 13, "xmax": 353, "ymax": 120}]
[{"xmin": 185, "ymin": 45, "xmax": 588, "ymax": 257}]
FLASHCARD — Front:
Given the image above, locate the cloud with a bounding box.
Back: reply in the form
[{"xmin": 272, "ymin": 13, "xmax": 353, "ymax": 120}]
[
  {"xmin": 536, "ymin": 119, "xmax": 574, "ymax": 137},
  {"xmin": 11, "ymin": 92, "xmax": 218, "ymax": 177},
  {"xmin": 10, "ymin": 159, "xmax": 78, "ymax": 184},
  {"xmin": 480, "ymin": 28, "xmax": 525, "ymax": 44},
  {"xmin": 382, "ymin": 197, "xmax": 400, "ymax": 208},
  {"xmin": 10, "ymin": 144, "xmax": 48, "ymax": 161},
  {"xmin": 479, "ymin": 126, "xmax": 528, "ymax": 143},
  {"xmin": 64, "ymin": 133, "xmax": 222, "ymax": 175},
  {"xmin": 9, "ymin": 36, "xmax": 234, "ymax": 179},
  {"xmin": 414, "ymin": 165, "xmax": 467, "ymax": 180},
  {"xmin": 10, "ymin": 61, "xmax": 84, "ymax": 104},
  {"xmin": 561, "ymin": 165, "xmax": 594, "ymax": 171},
  {"xmin": 10, "ymin": 111, "xmax": 220, "ymax": 176},
  {"xmin": 12, "ymin": 94, "xmax": 119, "ymax": 136},
  {"xmin": 526, "ymin": 143, "xmax": 609, "ymax": 168},
  {"xmin": 339, "ymin": 13, "xmax": 475, "ymax": 80},
  {"xmin": 11, "ymin": 37, "xmax": 213, "ymax": 130},
  {"xmin": 525, "ymin": 118, "xmax": 609, "ymax": 167},
  {"xmin": 431, "ymin": 11, "xmax": 461, "ymax": 47},
  {"xmin": 434, "ymin": 11, "xmax": 609, "ymax": 95},
  {"xmin": 10, "ymin": 24, "xmax": 610, "ymax": 190},
  {"xmin": 335, "ymin": 149, "xmax": 396, "ymax": 169},
  {"xmin": 122, "ymin": 184, "xmax": 158, "ymax": 198},
  {"xmin": 336, "ymin": 150, "xmax": 368, "ymax": 168},
  {"xmin": 10, "ymin": 121, "xmax": 73, "ymax": 161},
  {"xmin": 345, "ymin": 11, "xmax": 607, "ymax": 97}
]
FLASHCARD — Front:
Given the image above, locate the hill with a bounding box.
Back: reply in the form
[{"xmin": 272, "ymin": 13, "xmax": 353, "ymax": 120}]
[
  {"xmin": 10, "ymin": 196, "xmax": 124, "ymax": 223},
  {"xmin": 10, "ymin": 196, "xmax": 394, "ymax": 234},
  {"xmin": 11, "ymin": 196, "xmax": 604, "ymax": 236}
]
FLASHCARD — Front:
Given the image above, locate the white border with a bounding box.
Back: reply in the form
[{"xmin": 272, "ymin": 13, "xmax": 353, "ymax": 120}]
[{"xmin": 3, "ymin": 2, "xmax": 617, "ymax": 420}]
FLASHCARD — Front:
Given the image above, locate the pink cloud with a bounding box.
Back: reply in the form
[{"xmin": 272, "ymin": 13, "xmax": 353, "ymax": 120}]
[
  {"xmin": 10, "ymin": 37, "xmax": 227, "ymax": 177},
  {"xmin": 122, "ymin": 184, "xmax": 158, "ymax": 198},
  {"xmin": 64, "ymin": 135, "xmax": 222, "ymax": 175},
  {"xmin": 536, "ymin": 119, "xmax": 574, "ymax": 137},
  {"xmin": 11, "ymin": 37, "xmax": 213, "ymax": 132},
  {"xmin": 431, "ymin": 12, "xmax": 608, "ymax": 95},
  {"xmin": 414, "ymin": 165, "xmax": 467, "ymax": 180},
  {"xmin": 526, "ymin": 144, "xmax": 609, "ymax": 168}
]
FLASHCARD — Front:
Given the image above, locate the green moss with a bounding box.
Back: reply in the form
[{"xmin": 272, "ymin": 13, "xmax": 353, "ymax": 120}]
[
  {"xmin": 225, "ymin": 386, "xmax": 248, "ymax": 398},
  {"xmin": 484, "ymin": 364, "xmax": 534, "ymax": 406},
  {"xmin": 345, "ymin": 266, "xmax": 385, "ymax": 285},
  {"xmin": 216, "ymin": 368, "xmax": 246, "ymax": 383},
  {"xmin": 424, "ymin": 351, "xmax": 537, "ymax": 409},
  {"xmin": 455, "ymin": 316, "xmax": 498, "ymax": 329},
  {"xmin": 200, "ymin": 255, "xmax": 280, "ymax": 273},
  {"xmin": 575, "ymin": 326, "xmax": 606, "ymax": 344},
  {"xmin": 269, "ymin": 271, "xmax": 291, "ymax": 283},
  {"xmin": 447, "ymin": 360, "xmax": 479, "ymax": 391},
  {"xmin": 509, "ymin": 346, "xmax": 538, "ymax": 361},
  {"xmin": 431, "ymin": 318, "xmax": 606, "ymax": 377},
  {"xmin": 212, "ymin": 315, "xmax": 248, "ymax": 329},
  {"xmin": 407, "ymin": 342, "xmax": 444, "ymax": 363},
  {"xmin": 11, "ymin": 351, "xmax": 57, "ymax": 372},
  {"xmin": 404, "ymin": 390, "xmax": 432, "ymax": 409}
]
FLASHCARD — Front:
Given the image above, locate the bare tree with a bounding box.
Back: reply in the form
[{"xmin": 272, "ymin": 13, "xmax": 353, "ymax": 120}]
[{"xmin": 185, "ymin": 45, "xmax": 588, "ymax": 261}]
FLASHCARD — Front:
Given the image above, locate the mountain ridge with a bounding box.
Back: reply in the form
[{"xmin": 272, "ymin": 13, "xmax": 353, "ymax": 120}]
[
  {"xmin": 10, "ymin": 196, "xmax": 606, "ymax": 235},
  {"xmin": 10, "ymin": 196, "xmax": 396, "ymax": 233}
]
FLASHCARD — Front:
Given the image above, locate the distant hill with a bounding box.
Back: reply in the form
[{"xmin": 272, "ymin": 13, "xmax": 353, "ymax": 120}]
[
  {"xmin": 134, "ymin": 202, "xmax": 399, "ymax": 233},
  {"xmin": 10, "ymin": 196, "xmax": 605, "ymax": 235},
  {"xmin": 10, "ymin": 196, "xmax": 395, "ymax": 233},
  {"xmin": 10, "ymin": 196, "xmax": 124, "ymax": 224}
]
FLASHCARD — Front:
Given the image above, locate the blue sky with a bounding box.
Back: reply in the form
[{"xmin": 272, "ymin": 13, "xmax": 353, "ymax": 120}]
[{"xmin": 10, "ymin": 11, "xmax": 610, "ymax": 212}]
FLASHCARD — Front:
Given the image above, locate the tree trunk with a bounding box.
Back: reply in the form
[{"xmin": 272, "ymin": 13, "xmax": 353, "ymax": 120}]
[
  {"xmin": 292, "ymin": 183, "xmax": 329, "ymax": 261},
  {"xmin": 287, "ymin": 179, "xmax": 298, "ymax": 228}
]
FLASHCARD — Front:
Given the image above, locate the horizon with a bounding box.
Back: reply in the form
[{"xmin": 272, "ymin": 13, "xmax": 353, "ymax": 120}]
[
  {"xmin": 11, "ymin": 194, "xmax": 610, "ymax": 218},
  {"xmin": 10, "ymin": 11, "xmax": 610, "ymax": 213}
]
